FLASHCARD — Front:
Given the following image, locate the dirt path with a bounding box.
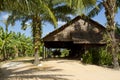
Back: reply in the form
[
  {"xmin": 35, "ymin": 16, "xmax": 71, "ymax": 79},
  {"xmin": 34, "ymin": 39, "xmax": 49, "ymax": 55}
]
[{"xmin": 0, "ymin": 58, "xmax": 120, "ymax": 80}]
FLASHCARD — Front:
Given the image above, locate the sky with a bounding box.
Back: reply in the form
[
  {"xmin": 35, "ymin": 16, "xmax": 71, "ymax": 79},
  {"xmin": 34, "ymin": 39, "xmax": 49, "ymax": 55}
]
[{"xmin": 0, "ymin": 9, "xmax": 120, "ymax": 37}]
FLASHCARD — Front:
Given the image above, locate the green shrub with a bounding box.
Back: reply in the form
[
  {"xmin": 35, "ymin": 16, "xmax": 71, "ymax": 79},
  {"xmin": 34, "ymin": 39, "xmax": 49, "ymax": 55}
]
[
  {"xmin": 61, "ymin": 49, "xmax": 69, "ymax": 57},
  {"xmin": 99, "ymin": 48, "xmax": 112, "ymax": 66},
  {"xmin": 82, "ymin": 50, "xmax": 92, "ymax": 64},
  {"xmin": 117, "ymin": 52, "xmax": 120, "ymax": 64},
  {"xmin": 82, "ymin": 47, "xmax": 112, "ymax": 66}
]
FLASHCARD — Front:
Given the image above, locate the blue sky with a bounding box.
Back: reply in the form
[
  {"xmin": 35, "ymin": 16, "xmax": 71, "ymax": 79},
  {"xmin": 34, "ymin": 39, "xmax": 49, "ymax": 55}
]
[
  {"xmin": 0, "ymin": 12, "xmax": 32, "ymax": 36},
  {"xmin": 0, "ymin": 9, "xmax": 120, "ymax": 37}
]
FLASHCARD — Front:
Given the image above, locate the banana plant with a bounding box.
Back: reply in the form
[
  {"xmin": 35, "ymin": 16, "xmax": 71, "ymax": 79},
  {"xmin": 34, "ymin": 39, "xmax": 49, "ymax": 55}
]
[
  {"xmin": 1, "ymin": 0, "xmax": 75, "ymax": 65},
  {"xmin": 0, "ymin": 26, "xmax": 13, "ymax": 60}
]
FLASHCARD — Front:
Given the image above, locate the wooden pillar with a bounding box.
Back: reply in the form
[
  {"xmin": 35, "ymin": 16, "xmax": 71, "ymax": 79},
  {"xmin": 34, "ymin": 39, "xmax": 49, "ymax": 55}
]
[
  {"xmin": 45, "ymin": 47, "xmax": 47, "ymax": 59},
  {"xmin": 47, "ymin": 48, "xmax": 51, "ymax": 58},
  {"xmin": 42, "ymin": 46, "xmax": 45, "ymax": 60},
  {"xmin": 45, "ymin": 48, "xmax": 48, "ymax": 59},
  {"xmin": 43, "ymin": 46, "xmax": 47, "ymax": 60}
]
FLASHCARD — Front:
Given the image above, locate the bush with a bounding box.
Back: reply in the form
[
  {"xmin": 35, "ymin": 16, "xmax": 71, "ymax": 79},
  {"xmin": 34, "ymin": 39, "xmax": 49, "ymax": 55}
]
[
  {"xmin": 82, "ymin": 47, "xmax": 112, "ymax": 66},
  {"xmin": 82, "ymin": 50, "xmax": 92, "ymax": 64},
  {"xmin": 117, "ymin": 52, "xmax": 120, "ymax": 64},
  {"xmin": 99, "ymin": 48, "xmax": 112, "ymax": 66},
  {"xmin": 61, "ymin": 49, "xmax": 69, "ymax": 57}
]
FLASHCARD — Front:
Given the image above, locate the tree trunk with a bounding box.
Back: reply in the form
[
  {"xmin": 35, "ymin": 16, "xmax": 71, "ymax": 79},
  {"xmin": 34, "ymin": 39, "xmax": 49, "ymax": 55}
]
[
  {"xmin": 32, "ymin": 15, "xmax": 42, "ymax": 65},
  {"xmin": 14, "ymin": 45, "xmax": 19, "ymax": 58},
  {"xmin": 2, "ymin": 46, "xmax": 7, "ymax": 60},
  {"xmin": 103, "ymin": 0, "xmax": 119, "ymax": 69},
  {"xmin": 111, "ymin": 31, "xmax": 119, "ymax": 69}
]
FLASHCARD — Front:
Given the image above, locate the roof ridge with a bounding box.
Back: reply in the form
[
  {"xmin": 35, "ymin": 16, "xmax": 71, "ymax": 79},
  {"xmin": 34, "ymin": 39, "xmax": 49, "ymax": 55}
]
[{"xmin": 43, "ymin": 15, "xmax": 105, "ymax": 40}]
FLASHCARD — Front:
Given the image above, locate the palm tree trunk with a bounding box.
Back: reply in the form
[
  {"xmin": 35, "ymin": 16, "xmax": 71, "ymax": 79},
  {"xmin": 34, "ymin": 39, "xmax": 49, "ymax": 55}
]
[
  {"xmin": 32, "ymin": 15, "xmax": 41, "ymax": 65},
  {"xmin": 103, "ymin": 0, "xmax": 119, "ymax": 69}
]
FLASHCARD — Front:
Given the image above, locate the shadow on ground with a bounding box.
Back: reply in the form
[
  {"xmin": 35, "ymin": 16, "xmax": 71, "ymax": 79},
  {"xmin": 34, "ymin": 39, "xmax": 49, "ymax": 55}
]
[{"xmin": 0, "ymin": 61, "xmax": 71, "ymax": 80}]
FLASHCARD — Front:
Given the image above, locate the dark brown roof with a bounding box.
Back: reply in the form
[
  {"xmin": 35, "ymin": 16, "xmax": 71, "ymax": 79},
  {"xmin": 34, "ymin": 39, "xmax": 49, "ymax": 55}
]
[
  {"xmin": 43, "ymin": 15, "xmax": 120, "ymax": 49},
  {"xmin": 43, "ymin": 15, "xmax": 106, "ymax": 44},
  {"xmin": 43, "ymin": 15, "xmax": 106, "ymax": 41}
]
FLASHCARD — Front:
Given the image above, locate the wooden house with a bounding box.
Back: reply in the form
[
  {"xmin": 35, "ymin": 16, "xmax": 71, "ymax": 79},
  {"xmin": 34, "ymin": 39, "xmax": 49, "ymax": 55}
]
[{"xmin": 42, "ymin": 15, "xmax": 118, "ymax": 57}]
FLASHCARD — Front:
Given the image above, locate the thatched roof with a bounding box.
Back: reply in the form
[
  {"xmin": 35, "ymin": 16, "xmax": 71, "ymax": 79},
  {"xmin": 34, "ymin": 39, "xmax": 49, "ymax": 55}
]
[{"xmin": 43, "ymin": 15, "xmax": 106, "ymax": 45}]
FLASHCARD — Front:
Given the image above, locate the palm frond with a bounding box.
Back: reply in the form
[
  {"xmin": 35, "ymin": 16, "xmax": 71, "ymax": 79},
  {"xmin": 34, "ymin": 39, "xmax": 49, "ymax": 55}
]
[
  {"xmin": 88, "ymin": 2, "xmax": 103, "ymax": 18},
  {"xmin": 116, "ymin": 0, "xmax": 120, "ymax": 8},
  {"xmin": 21, "ymin": 16, "xmax": 32, "ymax": 30},
  {"xmin": 116, "ymin": 0, "xmax": 120, "ymax": 13},
  {"xmin": 41, "ymin": 1, "xmax": 57, "ymax": 27},
  {"xmin": 64, "ymin": 0, "xmax": 96, "ymax": 11}
]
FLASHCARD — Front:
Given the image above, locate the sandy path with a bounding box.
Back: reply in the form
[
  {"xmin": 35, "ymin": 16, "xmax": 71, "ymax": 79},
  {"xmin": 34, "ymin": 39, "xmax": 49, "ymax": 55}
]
[{"xmin": 0, "ymin": 59, "xmax": 120, "ymax": 80}]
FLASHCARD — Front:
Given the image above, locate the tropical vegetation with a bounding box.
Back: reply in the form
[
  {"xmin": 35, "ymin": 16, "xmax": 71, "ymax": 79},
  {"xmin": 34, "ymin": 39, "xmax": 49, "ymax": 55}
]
[
  {"xmin": 88, "ymin": 0, "xmax": 120, "ymax": 70},
  {"xmin": 64, "ymin": 0, "xmax": 120, "ymax": 69},
  {"xmin": 0, "ymin": 26, "xmax": 33, "ymax": 61},
  {"xmin": 0, "ymin": 0, "xmax": 120, "ymax": 70},
  {"xmin": 0, "ymin": 0, "xmax": 75, "ymax": 65}
]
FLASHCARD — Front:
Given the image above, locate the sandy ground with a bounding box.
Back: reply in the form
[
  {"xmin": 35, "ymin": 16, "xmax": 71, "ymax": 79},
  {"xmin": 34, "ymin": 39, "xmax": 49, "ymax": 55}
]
[{"xmin": 0, "ymin": 58, "xmax": 120, "ymax": 80}]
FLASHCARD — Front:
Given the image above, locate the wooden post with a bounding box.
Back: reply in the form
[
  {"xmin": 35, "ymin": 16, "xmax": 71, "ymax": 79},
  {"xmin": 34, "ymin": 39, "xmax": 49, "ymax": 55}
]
[
  {"xmin": 42, "ymin": 46, "xmax": 45, "ymax": 60},
  {"xmin": 47, "ymin": 48, "xmax": 51, "ymax": 58},
  {"xmin": 45, "ymin": 48, "xmax": 48, "ymax": 59},
  {"xmin": 43, "ymin": 46, "xmax": 47, "ymax": 60},
  {"xmin": 44, "ymin": 47, "xmax": 46, "ymax": 59}
]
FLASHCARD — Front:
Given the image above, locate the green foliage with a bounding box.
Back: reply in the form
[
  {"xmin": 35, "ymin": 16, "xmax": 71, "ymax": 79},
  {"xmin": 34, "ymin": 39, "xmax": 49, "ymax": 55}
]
[
  {"xmin": 61, "ymin": 49, "xmax": 69, "ymax": 57},
  {"xmin": 1, "ymin": 0, "xmax": 76, "ymax": 65},
  {"xmin": 118, "ymin": 53, "xmax": 120, "ymax": 64},
  {"xmin": 115, "ymin": 23, "xmax": 120, "ymax": 35},
  {"xmin": 88, "ymin": 2, "xmax": 103, "ymax": 18},
  {"xmin": 82, "ymin": 49, "xmax": 99, "ymax": 64},
  {"xmin": 82, "ymin": 47, "xmax": 112, "ymax": 66},
  {"xmin": 39, "ymin": 43, "xmax": 44, "ymax": 57},
  {"xmin": 82, "ymin": 50, "xmax": 92, "ymax": 64},
  {"xmin": 0, "ymin": 26, "xmax": 33, "ymax": 60},
  {"xmin": 99, "ymin": 48, "xmax": 112, "ymax": 66},
  {"xmin": 63, "ymin": 0, "xmax": 96, "ymax": 13}
]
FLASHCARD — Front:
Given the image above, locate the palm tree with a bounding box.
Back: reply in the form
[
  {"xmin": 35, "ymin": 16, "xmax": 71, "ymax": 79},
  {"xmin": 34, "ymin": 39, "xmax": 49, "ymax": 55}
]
[
  {"xmin": 87, "ymin": 0, "xmax": 120, "ymax": 69},
  {"xmin": 63, "ymin": 0, "xmax": 96, "ymax": 14},
  {"xmin": 1, "ymin": 0, "xmax": 75, "ymax": 65},
  {"xmin": 0, "ymin": 0, "xmax": 56, "ymax": 65},
  {"xmin": 66, "ymin": 0, "xmax": 120, "ymax": 69},
  {"xmin": 103, "ymin": 0, "xmax": 120, "ymax": 69}
]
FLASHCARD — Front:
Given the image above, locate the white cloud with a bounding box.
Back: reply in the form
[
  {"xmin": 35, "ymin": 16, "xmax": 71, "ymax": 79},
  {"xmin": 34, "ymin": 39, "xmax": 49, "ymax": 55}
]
[
  {"xmin": 58, "ymin": 21, "xmax": 66, "ymax": 27},
  {"xmin": 26, "ymin": 21, "xmax": 30, "ymax": 25},
  {"xmin": 2, "ymin": 13, "xmax": 10, "ymax": 20}
]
